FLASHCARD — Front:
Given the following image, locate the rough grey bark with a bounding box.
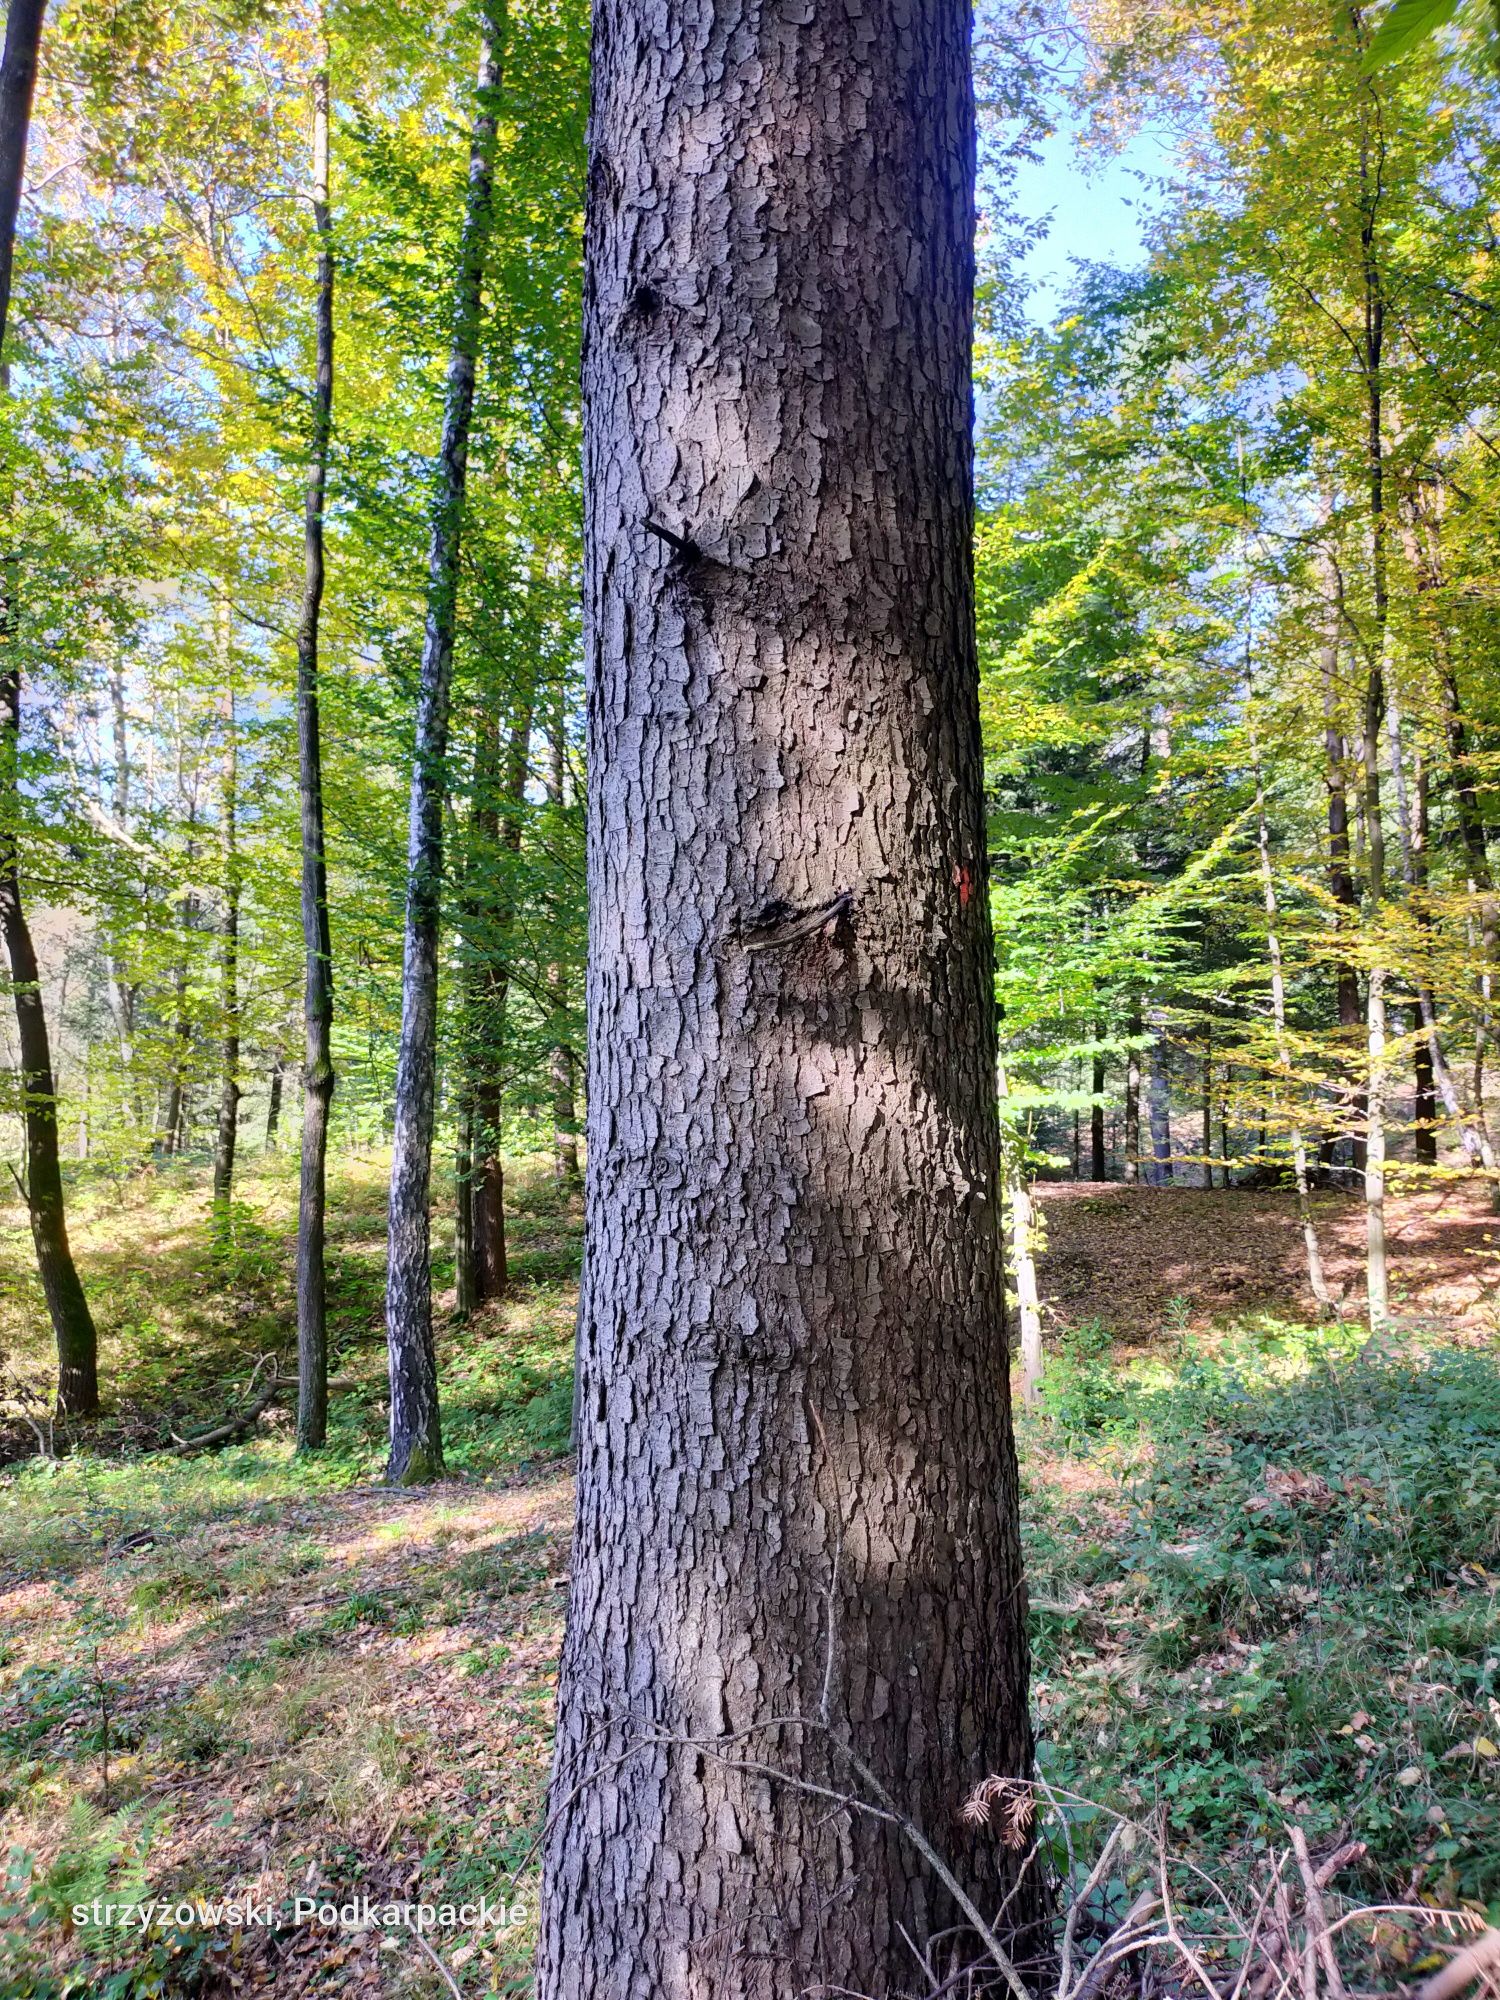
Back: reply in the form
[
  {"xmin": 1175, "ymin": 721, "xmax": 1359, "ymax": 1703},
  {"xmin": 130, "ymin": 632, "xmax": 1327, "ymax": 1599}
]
[
  {"xmin": 0, "ymin": 0, "xmax": 44, "ymax": 351},
  {"xmin": 295, "ymin": 26, "xmax": 335, "ymax": 1452},
  {"xmin": 538, "ymin": 6, "xmax": 1036, "ymax": 1994},
  {"xmin": 384, "ymin": 5, "xmax": 505, "ymax": 1485},
  {"xmin": 210, "ymin": 609, "xmax": 240, "ymax": 1240}
]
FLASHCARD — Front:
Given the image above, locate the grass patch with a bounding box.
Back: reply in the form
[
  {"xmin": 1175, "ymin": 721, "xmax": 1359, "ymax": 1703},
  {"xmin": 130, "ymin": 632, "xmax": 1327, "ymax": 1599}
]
[{"xmin": 1023, "ymin": 1320, "xmax": 1500, "ymax": 1915}]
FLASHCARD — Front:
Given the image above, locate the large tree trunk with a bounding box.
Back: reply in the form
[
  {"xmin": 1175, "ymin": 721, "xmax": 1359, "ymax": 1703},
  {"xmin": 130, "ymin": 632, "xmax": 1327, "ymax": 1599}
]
[
  {"xmin": 295, "ymin": 19, "xmax": 336, "ymax": 1452},
  {"xmin": 538, "ymin": 7, "xmax": 1036, "ymax": 1994},
  {"xmin": 1, "ymin": 0, "xmax": 96, "ymax": 1418},
  {"xmin": 384, "ymin": 6, "xmax": 505, "ymax": 1485},
  {"xmin": 210, "ymin": 605, "xmax": 241, "ymax": 1241}
]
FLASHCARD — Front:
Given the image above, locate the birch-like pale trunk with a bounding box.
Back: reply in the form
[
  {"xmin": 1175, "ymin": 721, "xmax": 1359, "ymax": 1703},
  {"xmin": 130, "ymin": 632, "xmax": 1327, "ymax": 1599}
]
[
  {"xmin": 384, "ymin": 5, "xmax": 506, "ymax": 1485},
  {"xmin": 1008, "ymin": 1159, "xmax": 1044, "ymax": 1406},
  {"xmin": 294, "ymin": 18, "xmax": 336, "ymax": 1451}
]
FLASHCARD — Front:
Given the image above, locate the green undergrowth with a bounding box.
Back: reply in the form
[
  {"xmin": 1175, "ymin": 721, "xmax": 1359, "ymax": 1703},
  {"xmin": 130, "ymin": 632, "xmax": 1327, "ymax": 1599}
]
[{"xmin": 1021, "ymin": 1316, "xmax": 1500, "ymax": 1919}]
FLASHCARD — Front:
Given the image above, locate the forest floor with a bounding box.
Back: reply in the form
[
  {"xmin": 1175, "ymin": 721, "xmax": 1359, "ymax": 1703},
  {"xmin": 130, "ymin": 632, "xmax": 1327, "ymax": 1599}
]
[{"xmin": 0, "ymin": 1158, "xmax": 1496, "ymax": 1998}]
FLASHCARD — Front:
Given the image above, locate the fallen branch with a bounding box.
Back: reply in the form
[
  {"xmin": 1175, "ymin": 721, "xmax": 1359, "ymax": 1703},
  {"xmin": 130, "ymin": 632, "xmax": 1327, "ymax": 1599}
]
[
  {"xmin": 1415, "ymin": 1927, "xmax": 1500, "ymax": 2000},
  {"xmin": 1290, "ymin": 1824, "xmax": 1348, "ymax": 2000},
  {"xmin": 167, "ymin": 1356, "xmax": 282, "ymax": 1455}
]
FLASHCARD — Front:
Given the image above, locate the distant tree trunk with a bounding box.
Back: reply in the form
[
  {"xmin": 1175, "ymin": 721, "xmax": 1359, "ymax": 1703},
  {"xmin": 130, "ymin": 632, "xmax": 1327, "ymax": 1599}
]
[
  {"xmin": 1202, "ymin": 1043, "xmax": 1214, "ymax": 1190},
  {"xmin": 1148, "ymin": 1018, "xmax": 1172, "ymax": 1184},
  {"xmin": 211, "ymin": 606, "xmax": 241, "ymax": 1242},
  {"xmin": 1366, "ymin": 967, "xmax": 1390, "ymax": 1325},
  {"xmin": 468, "ymin": 693, "xmax": 532, "ymax": 1306},
  {"xmin": 1254, "ymin": 752, "xmax": 1332, "ymax": 1313},
  {"xmin": 1, "ymin": 0, "xmax": 97, "ymax": 1418},
  {"xmin": 539, "ymin": 4, "xmax": 1037, "ymax": 1989},
  {"xmin": 1090, "ymin": 1046, "xmax": 1107, "ymax": 1180},
  {"xmin": 1386, "ymin": 678, "xmax": 1498, "ymax": 1190},
  {"xmin": 385, "ymin": 8, "xmax": 505, "ymax": 1486},
  {"xmin": 1321, "ymin": 612, "xmax": 1366, "ymax": 1171},
  {"xmin": 1008, "ymin": 1150, "xmax": 1044, "ymax": 1406},
  {"xmin": 1413, "ymin": 1008, "xmax": 1437, "ymax": 1167},
  {"xmin": 545, "ymin": 704, "xmax": 580, "ymax": 1188},
  {"xmin": 1124, "ymin": 1004, "xmax": 1142, "ymax": 1182},
  {"xmin": 0, "ymin": 646, "xmax": 99, "ymax": 1417},
  {"xmin": 264, "ymin": 1056, "xmax": 284, "ymax": 1152},
  {"xmin": 294, "ymin": 16, "xmax": 336, "ymax": 1453},
  {"xmin": 162, "ymin": 860, "xmax": 195, "ymax": 1158},
  {"xmin": 454, "ymin": 1100, "xmax": 475, "ymax": 1316}
]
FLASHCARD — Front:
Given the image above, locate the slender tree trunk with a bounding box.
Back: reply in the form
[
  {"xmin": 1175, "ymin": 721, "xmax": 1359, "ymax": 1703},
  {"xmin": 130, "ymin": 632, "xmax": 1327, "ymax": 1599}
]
[
  {"xmin": 1124, "ymin": 1003, "xmax": 1142, "ymax": 1182},
  {"xmin": 294, "ymin": 16, "xmax": 337, "ymax": 1452},
  {"xmin": 1, "ymin": 0, "xmax": 96, "ymax": 1417},
  {"xmin": 1386, "ymin": 677, "xmax": 1499, "ymax": 1187},
  {"xmin": 0, "ymin": 648, "xmax": 99, "ymax": 1416},
  {"xmin": 539, "ymin": 5, "xmax": 1037, "ymax": 1990},
  {"xmin": 1254, "ymin": 754, "xmax": 1332, "ymax": 1312},
  {"xmin": 385, "ymin": 8, "xmax": 505, "ymax": 1486},
  {"xmin": 1090, "ymin": 1046, "xmax": 1106, "ymax": 1180},
  {"xmin": 162, "ymin": 838, "xmax": 196, "ymax": 1158},
  {"xmin": 264, "ymin": 1056, "xmax": 283, "ymax": 1151},
  {"xmin": 211, "ymin": 605, "xmax": 241, "ymax": 1242},
  {"xmin": 1366, "ymin": 966, "xmax": 1390, "ymax": 1326},
  {"xmin": 1007, "ymin": 1153, "xmax": 1044, "ymax": 1406},
  {"xmin": 0, "ymin": 0, "xmax": 45, "ymax": 351},
  {"xmin": 1148, "ymin": 1016, "xmax": 1172, "ymax": 1184},
  {"xmin": 1412, "ymin": 1005, "xmax": 1437, "ymax": 1166},
  {"xmin": 467, "ymin": 693, "xmax": 532, "ymax": 1304},
  {"xmin": 1202, "ymin": 1043, "xmax": 1214, "ymax": 1190},
  {"xmin": 1357, "ymin": 63, "xmax": 1393, "ymax": 1329},
  {"xmin": 1321, "ymin": 612, "xmax": 1366, "ymax": 1173},
  {"xmin": 454, "ymin": 1098, "xmax": 475, "ymax": 1316},
  {"xmin": 545, "ymin": 702, "xmax": 580, "ymax": 1188}
]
